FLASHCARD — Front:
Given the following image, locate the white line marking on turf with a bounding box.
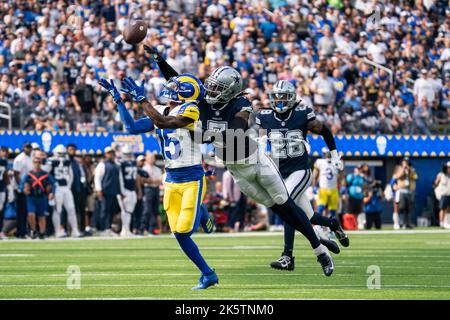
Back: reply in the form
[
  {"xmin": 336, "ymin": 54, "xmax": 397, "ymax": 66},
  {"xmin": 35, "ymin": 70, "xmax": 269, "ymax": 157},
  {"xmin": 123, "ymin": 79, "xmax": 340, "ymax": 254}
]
[
  {"xmin": 0, "ymin": 254, "xmax": 35, "ymax": 257},
  {"xmin": 0, "ymin": 229, "xmax": 449, "ymax": 243}
]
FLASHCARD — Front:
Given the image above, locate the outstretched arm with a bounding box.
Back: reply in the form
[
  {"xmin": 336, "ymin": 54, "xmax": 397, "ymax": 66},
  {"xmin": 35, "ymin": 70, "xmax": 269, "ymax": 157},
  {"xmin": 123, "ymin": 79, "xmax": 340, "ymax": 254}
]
[
  {"xmin": 117, "ymin": 101, "xmax": 154, "ymax": 134},
  {"xmin": 307, "ymin": 118, "xmax": 343, "ymax": 170},
  {"xmin": 120, "ymin": 77, "xmax": 193, "ymax": 129},
  {"xmin": 99, "ymin": 78, "xmax": 154, "ymax": 134},
  {"xmin": 144, "ymin": 44, "xmax": 179, "ymax": 80}
]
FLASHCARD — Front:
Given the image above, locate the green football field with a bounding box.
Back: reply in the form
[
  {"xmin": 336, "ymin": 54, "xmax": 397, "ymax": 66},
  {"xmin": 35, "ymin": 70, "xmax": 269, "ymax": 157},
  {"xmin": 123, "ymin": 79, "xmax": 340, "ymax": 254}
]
[{"xmin": 0, "ymin": 230, "xmax": 450, "ymax": 300}]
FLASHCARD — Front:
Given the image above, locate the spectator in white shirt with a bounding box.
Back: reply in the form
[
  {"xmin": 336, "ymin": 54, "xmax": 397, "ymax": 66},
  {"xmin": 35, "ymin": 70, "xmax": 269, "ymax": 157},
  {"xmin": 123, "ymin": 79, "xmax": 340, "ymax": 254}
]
[
  {"xmin": 414, "ymin": 69, "xmax": 437, "ymax": 106},
  {"xmin": 367, "ymin": 34, "xmax": 388, "ymax": 65},
  {"xmin": 12, "ymin": 142, "xmax": 33, "ymax": 238},
  {"xmin": 310, "ymin": 68, "xmax": 335, "ymax": 108}
]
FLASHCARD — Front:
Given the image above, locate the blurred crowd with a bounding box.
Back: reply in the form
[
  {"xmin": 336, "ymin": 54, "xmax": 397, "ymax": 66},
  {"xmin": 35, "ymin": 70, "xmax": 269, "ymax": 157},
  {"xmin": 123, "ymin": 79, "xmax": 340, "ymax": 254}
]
[
  {"xmin": 0, "ymin": 0, "xmax": 449, "ymax": 134},
  {"xmin": 1, "ymin": 142, "xmax": 449, "ymax": 240}
]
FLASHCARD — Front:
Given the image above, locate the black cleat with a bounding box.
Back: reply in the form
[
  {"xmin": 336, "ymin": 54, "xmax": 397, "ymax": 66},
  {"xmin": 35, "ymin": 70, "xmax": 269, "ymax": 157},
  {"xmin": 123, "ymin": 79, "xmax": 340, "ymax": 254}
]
[
  {"xmin": 38, "ymin": 233, "xmax": 45, "ymax": 240},
  {"xmin": 29, "ymin": 230, "xmax": 37, "ymax": 239},
  {"xmin": 320, "ymin": 238, "xmax": 340, "ymax": 254},
  {"xmin": 317, "ymin": 252, "xmax": 334, "ymax": 276},
  {"xmin": 331, "ymin": 218, "xmax": 350, "ymax": 247},
  {"xmin": 270, "ymin": 254, "xmax": 295, "ymax": 271}
]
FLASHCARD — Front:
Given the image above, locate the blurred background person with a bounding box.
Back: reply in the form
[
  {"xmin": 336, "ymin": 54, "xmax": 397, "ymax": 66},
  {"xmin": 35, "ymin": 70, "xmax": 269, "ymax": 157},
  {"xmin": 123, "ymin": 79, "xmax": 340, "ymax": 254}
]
[
  {"xmin": 434, "ymin": 162, "xmax": 450, "ymax": 228},
  {"xmin": 392, "ymin": 158, "xmax": 418, "ymax": 229}
]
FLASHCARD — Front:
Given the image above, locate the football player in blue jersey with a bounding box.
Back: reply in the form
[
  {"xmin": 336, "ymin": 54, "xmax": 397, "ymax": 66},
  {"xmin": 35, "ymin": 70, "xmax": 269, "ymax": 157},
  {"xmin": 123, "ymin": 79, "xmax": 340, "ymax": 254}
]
[
  {"xmin": 143, "ymin": 45, "xmax": 335, "ymax": 276},
  {"xmin": 118, "ymin": 145, "xmax": 138, "ymax": 237},
  {"xmin": 46, "ymin": 145, "xmax": 80, "ymax": 238},
  {"xmin": 257, "ymin": 80, "xmax": 349, "ymax": 271},
  {"xmin": 99, "ymin": 74, "xmax": 217, "ymax": 289}
]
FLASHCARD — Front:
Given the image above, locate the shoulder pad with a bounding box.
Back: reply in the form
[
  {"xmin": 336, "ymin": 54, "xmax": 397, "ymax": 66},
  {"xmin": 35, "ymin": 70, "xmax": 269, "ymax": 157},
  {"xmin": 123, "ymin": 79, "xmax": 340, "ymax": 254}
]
[{"xmin": 232, "ymin": 96, "xmax": 252, "ymax": 113}]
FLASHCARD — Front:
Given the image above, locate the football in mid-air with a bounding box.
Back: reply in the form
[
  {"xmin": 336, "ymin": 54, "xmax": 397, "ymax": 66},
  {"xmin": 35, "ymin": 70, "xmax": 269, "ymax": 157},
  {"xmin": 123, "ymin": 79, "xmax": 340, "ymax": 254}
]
[{"xmin": 123, "ymin": 20, "xmax": 148, "ymax": 44}]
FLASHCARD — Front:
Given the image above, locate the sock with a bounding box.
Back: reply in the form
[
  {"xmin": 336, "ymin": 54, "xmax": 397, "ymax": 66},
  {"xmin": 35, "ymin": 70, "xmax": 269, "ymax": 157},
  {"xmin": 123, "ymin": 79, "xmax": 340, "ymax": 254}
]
[
  {"xmin": 283, "ymin": 223, "xmax": 295, "ymax": 256},
  {"xmin": 393, "ymin": 212, "xmax": 399, "ymax": 226},
  {"xmin": 67, "ymin": 209, "xmax": 79, "ymax": 235},
  {"xmin": 357, "ymin": 213, "xmax": 366, "ymax": 229},
  {"xmin": 271, "ymin": 198, "xmax": 320, "ymax": 249},
  {"xmin": 175, "ymin": 233, "xmax": 213, "ymax": 275},
  {"xmin": 313, "ymin": 244, "xmax": 328, "ymax": 256},
  {"xmin": 313, "ymin": 225, "xmax": 326, "ymax": 240},
  {"xmin": 310, "ymin": 213, "xmax": 334, "ymax": 229},
  {"xmin": 52, "ymin": 212, "xmax": 61, "ymax": 235},
  {"xmin": 121, "ymin": 211, "xmax": 131, "ymax": 233}
]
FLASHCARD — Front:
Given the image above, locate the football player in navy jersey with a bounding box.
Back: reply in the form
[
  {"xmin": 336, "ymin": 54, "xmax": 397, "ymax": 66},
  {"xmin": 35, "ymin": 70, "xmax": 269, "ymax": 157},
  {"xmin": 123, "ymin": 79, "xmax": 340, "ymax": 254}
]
[
  {"xmin": 257, "ymin": 80, "xmax": 349, "ymax": 271},
  {"xmin": 143, "ymin": 45, "xmax": 335, "ymax": 276},
  {"xmin": 118, "ymin": 145, "xmax": 137, "ymax": 237},
  {"xmin": 0, "ymin": 147, "xmax": 9, "ymax": 214},
  {"xmin": 46, "ymin": 145, "xmax": 80, "ymax": 237}
]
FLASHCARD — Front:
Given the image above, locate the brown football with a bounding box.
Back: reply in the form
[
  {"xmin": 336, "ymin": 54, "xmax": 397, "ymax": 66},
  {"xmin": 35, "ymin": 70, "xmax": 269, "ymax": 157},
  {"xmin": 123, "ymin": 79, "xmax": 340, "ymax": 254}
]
[{"xmin": 123, "ymin": 20, "xmax": 148, "ymax": 44}]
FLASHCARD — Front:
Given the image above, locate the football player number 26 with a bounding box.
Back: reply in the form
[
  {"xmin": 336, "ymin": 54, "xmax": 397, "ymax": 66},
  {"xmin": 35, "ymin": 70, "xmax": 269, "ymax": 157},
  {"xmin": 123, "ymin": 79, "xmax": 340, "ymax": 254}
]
[
  {"xmin": 157, "ymin": 129, "xmax": 181, "ymax": 160},
  {"xmin": 269, "ymin": 130, "xmax": 305, "ymax": 158}
]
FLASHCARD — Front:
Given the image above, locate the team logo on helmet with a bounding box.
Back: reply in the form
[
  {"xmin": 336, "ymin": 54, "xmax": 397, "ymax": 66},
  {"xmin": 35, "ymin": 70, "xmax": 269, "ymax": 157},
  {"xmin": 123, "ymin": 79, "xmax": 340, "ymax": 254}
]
[{"xmin": 159, "ymin": 73, "xmax": 205, "ymax": 103}]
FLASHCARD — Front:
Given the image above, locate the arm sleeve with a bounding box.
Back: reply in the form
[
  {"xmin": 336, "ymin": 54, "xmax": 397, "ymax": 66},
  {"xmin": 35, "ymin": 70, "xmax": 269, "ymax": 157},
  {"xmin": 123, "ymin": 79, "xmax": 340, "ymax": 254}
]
[
  {"xmin": 117, "ymin": 101, "xmax": 154, "ymax": 134},
  {"xmin": 94, "ymin": 162, "xmax": 105, "ymax": 192},
  {"xmin": 318, "ymin": 124, "xmax": 337, "ymax": 151},
  {"xmin": 156, "ymin": 58, "xmax": 179, "ymax": 80}
]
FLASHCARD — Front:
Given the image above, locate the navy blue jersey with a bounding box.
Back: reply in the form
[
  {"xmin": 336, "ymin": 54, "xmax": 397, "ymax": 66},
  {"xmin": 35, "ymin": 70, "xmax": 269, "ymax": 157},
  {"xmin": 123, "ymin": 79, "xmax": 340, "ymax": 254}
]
[
  {"xmin": 137, "ymin": 168, "xmax": 149, "ymax": 179},
  {"xmin": 198, "ymin": 96, "xmax": 255, "ymax": 162},
  {"xmin": 0, "ymin": 157, "xmax": 8, "ymax": 192},
  {"xmin": 121, "ymin": 160, "xmax": 137, "ymax": 191},
  {"xmin": 256, "ymin": 105, "xmax": 316, "ymax": 178},
  {"xmin": 48, "ymin": 158, "xmax": 72, "ymax": 187}
]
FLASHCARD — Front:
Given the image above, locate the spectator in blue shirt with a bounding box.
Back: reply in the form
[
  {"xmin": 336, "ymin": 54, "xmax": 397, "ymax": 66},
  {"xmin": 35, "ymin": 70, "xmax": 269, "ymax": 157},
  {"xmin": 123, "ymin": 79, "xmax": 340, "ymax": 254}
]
[{"xmin": 346, "ymin": 165, "xmax": 365, "ymax": 229}]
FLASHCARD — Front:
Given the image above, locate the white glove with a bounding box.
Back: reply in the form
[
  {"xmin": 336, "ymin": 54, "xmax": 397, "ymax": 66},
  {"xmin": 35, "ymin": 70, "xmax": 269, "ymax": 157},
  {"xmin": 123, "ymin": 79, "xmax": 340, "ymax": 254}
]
[{"xmin": 330, "ymin": 150, "xmax": 344, "ymax": 171}]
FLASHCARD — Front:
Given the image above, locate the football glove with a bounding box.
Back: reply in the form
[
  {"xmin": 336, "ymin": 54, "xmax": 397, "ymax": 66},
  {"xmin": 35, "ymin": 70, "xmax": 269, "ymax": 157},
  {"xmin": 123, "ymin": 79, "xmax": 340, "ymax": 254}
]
[
  {"xmin": 121, "ymin": 77, "xmax": 146, "ymax": 102},
  {"xmin": 330, "ymin": 150, "xmax": 344, "ymax": 171},
  {"xmin": 143, "ymin": 44, "xmax": 162, "ymax": 62},
  {"xmin": 99, "ymin": 78, "xmax": 121, "ymax": 103}
]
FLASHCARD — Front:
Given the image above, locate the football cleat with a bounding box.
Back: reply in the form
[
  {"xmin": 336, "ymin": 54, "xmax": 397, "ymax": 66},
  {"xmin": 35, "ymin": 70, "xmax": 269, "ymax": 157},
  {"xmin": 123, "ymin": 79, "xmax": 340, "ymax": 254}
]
[
  {"xmin": 331, "ymin": 218, "xmax": 350, "ymax": 247},
  {"xmin": 317, "ymin": 252, "xmax": 334, "ymax": 277},
  {"xmin": 320, "ymin": 238, "xmax": 340, "ymax": 254},
  {"xmin": 192, "ymin": 271, "xmax": 219, "ymax": 290},
  {"xmin": 200, "ymin": 204, "xmax": 215, "ymax": 234},
  {"xmin": 270, "ymin": 254, "xmax": 295, "ymax": 271}
]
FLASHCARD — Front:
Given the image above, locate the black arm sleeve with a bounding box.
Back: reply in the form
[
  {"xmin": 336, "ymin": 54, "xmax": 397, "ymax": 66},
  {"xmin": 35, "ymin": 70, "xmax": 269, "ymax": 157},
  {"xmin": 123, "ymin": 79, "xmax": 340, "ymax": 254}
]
[
  {"xmin": 319, "ymin": 124, "xmax": 337, "ymax": 151},
  {"xmin": 156, "ymin": 59, "xmax": 179, "ymax": 80}
]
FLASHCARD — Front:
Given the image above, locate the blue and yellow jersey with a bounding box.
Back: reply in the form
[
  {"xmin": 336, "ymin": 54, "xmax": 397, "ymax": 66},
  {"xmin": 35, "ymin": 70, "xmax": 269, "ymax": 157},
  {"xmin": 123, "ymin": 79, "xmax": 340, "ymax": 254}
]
[{"xmin": 154, "ymin": 102, "xmax": 203, "ymax": 183}]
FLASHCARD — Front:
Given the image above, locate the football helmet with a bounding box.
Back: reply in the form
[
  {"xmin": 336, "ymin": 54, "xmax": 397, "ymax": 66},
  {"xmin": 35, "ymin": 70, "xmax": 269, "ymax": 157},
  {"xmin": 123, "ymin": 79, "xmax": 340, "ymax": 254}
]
[
  {"xmin": 159, "ymin": 73, "xmax": 205, "ymax": 103},
  {"xmin": 204, "ymin": 66, "xmax": 243, "ymax": 105},
  {"xmin": 121, "ymin": 145, "xmax": 133, "ymax": 160},
  {"xmin": 268, "ymin": 80, "xmax": 297, "ymax": 114},
  {"xmin": 53, "ymin": 144, "xmax": 66, "ymax": 158}
]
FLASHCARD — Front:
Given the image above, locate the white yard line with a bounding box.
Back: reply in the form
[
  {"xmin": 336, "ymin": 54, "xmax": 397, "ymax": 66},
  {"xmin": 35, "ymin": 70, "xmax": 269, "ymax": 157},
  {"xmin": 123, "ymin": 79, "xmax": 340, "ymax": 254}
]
[{"xmin": 0, "ymin": 229, "xmax": 449, "ymax": 243}]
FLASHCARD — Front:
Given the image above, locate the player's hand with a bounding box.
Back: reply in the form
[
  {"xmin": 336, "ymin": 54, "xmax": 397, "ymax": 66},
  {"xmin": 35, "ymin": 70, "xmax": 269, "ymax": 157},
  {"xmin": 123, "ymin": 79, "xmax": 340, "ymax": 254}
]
[
  {"xmin": 96, "ymin": 191, "xmax": 103, "ymax": 200},
  {"xmin": 330, "ymin": 150, "xmax": 344, "ymax": 171},
  {"xmin": 143, "ymin": 44, "xmax": 162, "ymax": 62},
  {"xmin": 48, "ymin": 193, "xmax": 54, "ymax": 200},
  {"xmin": 121, "ymin": 77, "xmax": 146, "ymax": 102},
  {"xmin": 99, "ymin": 78, "xmax": 121, "ymax": 104}
]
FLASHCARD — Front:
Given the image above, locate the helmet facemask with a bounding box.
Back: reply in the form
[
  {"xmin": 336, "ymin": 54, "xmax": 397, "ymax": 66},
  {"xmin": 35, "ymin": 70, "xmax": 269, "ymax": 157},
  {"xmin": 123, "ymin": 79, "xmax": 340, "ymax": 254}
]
[{"xmin": 269, "ymin": 90, "xmax": 296, "ymax": 113}]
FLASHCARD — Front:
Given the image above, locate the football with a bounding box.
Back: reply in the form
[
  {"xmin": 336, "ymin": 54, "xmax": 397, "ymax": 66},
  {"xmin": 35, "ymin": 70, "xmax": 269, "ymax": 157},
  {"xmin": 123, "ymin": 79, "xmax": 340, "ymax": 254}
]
[{"xmin": 123, "ymin": 19, "xmax": 148, "ymax": 44}]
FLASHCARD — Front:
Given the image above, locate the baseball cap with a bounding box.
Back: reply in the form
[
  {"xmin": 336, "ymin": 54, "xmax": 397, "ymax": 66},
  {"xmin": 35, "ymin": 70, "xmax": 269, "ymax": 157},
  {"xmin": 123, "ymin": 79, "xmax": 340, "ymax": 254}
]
[
  {"xmin": 421, "ymin": 69, "xmax": 427, "ymax": 74},
  {"xmin": 31, "ymin": 142, "xmax": 41, "ymax": 150},
  {"xmin": 137, "ymin": 155, "xmax": 145, "ymax": 162},
  {"xmin": 104, "ymin": 146, "xmax": 114, "ymax": 154}
]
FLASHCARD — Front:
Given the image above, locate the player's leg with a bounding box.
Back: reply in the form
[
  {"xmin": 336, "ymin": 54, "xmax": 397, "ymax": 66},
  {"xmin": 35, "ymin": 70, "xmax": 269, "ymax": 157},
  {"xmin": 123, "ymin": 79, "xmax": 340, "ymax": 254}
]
[
  {"xmin": 52, "ymin": 189, "xmax": 63, "ymax": 237},
  {"xmin": 270, "ymin": 169, "xmax": 311, "ymax": 271},
  {"xmin": 35, "ymin": 198, "xmax": 47, "ymax": 239},
  {"xmin": 26, "ymin": 197, "xmax": 37, "ymax": 239},
  {"xmin": 63, "ymin": 188, "xmax": 80, "ymax": 237},
  {"xmin": 250, "ymin": 154, "xmax": 334, "ymax": 276},
  {"xmin": 317, "ymin": 188, "xmax": 327, "ymax": 216},
  {"xmin": 173, "ymin": 177, "xmax": 218, "ymax": 289}
]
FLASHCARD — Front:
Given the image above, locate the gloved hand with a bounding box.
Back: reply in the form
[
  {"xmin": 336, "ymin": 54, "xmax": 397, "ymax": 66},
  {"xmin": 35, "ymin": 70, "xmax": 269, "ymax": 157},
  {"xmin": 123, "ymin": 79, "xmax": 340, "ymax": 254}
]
[
  {"xmin": 99, "ymin": 78, "xmax": 121, "ymax": 103},
  {"xmin": 330, "ymin": 150, "xmax": 344, "ymax": 171},
  {"xmin": 143, "ymin": 44, "xmax": 162, "ymax": 62},
  {"xmin": 121, "ymin": 77, "xmax": 146, "ymax": 102}
]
